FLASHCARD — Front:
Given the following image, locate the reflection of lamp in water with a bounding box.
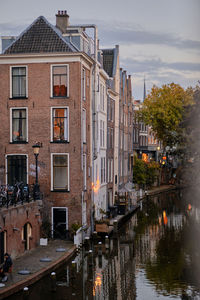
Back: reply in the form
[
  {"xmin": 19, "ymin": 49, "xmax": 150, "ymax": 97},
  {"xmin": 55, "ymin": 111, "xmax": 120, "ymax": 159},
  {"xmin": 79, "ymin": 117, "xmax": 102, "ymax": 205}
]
[
  {"xmin": 163, "ymin": 210, "xmax": 168, "ymax": 225},
  {"xmin": 93, "ymin": 273, "xmax": 102, "ymax": 296}
]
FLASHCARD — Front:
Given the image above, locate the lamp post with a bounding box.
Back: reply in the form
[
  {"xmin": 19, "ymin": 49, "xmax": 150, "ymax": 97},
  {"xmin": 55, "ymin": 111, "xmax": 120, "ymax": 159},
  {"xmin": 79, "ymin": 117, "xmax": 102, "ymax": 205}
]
[{"xmin": 32, "ymin": 142, "xmax": 41, "ymax": 200}]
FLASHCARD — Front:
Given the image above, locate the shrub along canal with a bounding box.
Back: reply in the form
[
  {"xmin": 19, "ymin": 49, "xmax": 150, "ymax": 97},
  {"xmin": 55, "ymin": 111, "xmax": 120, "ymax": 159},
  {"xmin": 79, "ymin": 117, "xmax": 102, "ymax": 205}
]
[{"xmin": 5, "ymin": 189, "xmax": 200, "ymax": 299}]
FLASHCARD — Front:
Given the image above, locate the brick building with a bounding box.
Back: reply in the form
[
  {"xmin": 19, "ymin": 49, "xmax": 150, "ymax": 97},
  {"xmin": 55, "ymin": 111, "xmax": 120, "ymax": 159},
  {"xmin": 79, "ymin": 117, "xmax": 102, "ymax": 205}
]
[{"xmin": 0, "ymin": 14, "xmax": 93, "ymax": 256}]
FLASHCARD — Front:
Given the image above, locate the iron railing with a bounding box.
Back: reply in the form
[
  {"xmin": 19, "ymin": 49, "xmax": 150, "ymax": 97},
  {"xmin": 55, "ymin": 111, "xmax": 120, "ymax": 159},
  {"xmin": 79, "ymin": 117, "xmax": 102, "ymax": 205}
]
[{"xmin": 0, "ymin": 183, "xmax": 43, "ymax": 209}]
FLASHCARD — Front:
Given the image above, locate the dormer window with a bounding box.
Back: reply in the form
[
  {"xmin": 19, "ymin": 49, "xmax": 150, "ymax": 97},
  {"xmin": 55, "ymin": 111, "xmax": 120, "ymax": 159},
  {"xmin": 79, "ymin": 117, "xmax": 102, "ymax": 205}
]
[{"xmin": 52, "ymin": 65, "xmax": 69, "ymax": 98}]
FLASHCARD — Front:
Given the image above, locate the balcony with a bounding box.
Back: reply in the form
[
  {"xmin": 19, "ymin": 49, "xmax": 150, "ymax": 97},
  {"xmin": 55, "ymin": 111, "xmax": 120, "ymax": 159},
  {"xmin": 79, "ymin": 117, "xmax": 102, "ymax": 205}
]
[{"xmin": 0, "ymin": 184, "xmax": 43, "ymax": 209}]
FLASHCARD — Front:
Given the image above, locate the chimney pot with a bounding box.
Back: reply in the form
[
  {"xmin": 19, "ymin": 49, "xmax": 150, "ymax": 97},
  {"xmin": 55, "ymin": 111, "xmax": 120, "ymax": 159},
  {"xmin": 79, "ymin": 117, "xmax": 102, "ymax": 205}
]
[{"xmin": 56, "ymin": 10, "xmax": 69, "ymax": 33}]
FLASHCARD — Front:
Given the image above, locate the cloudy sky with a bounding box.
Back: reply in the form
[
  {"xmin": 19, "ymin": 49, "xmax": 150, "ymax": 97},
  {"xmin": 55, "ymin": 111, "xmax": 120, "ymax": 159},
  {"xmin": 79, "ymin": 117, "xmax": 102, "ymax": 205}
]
[{"xmin": 0, "ymin": 0, "xmax": 200, "ymax": 99}]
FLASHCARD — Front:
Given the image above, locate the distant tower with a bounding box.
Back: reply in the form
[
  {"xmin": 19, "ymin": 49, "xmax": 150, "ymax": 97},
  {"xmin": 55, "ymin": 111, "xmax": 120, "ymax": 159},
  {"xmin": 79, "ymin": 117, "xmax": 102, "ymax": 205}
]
[{"xmin": 143, "ymin": 76, "xmax": 146, "ymax": 101}]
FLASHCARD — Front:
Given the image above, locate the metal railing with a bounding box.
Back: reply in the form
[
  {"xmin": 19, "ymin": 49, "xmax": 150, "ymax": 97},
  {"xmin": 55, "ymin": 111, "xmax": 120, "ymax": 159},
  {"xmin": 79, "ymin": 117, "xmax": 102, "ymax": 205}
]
[{"xmin": 0, "ymin": 183, "xmax": 43, "ymax": 209}]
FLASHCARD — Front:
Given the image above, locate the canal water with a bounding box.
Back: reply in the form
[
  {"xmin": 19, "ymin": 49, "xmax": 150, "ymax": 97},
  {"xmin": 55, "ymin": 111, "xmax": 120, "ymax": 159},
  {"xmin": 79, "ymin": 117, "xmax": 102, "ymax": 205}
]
[{"xmin": 6, "ymin": 189, "xmax": 200, "ymax": 299}]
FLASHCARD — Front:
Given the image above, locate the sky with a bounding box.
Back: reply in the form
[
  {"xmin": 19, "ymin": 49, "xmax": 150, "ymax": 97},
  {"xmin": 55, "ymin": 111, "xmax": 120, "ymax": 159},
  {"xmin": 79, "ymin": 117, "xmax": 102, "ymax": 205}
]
[{"xmin": 0, "ymin": 0, "xmax": 200, "ymax": 99}]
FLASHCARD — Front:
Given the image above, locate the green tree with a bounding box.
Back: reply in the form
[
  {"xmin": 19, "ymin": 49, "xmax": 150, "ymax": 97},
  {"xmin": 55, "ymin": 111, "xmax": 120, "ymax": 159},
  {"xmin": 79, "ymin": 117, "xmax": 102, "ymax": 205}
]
[
  {"xmin": 138, "ymin": 83, "xmax": 193, "ymax": 147},
  {"xmin": 133, "ymin": 157, "xmax": 160, "ymax": 188},
  {"xmin": 146, "ymin": 161, "xmax": 160, "ymax": 188},
  {"xmin": 133, "ymin": 156, "xmax": 146, "ymax": 187}
]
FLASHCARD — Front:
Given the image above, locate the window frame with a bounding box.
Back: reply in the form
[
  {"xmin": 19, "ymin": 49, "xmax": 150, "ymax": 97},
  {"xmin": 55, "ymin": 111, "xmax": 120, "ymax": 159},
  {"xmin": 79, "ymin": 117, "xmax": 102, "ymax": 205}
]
[
  {"xmin": 5, "ymin": 154, "xmax": 28, "ymax": 185},
  {"xmin": 51, "ymin": 64, "xmax": 69, "ymax": 98},
  {"xmin": 10, "ymin": 66, "xmax": 28, "ymax": 99},
  {"xmin": 51, "ymin": 106, "xmax": 69, "ymax": 143},
  {"xmin": 82, "ymin": 108, "xmax": 86, "ymax": 144},
  {"xmin": 51, "ymin": 153, "xmax": 70, "ymax": 191},
  {"xmin": 82, "ymin": 67, "xmax": 86, "ymax": 101},
  {"xmin": 83, "ymin": 153, "xmax": 87, "ymax": 190},
  {"xmin": 10, "ymin": 107, "xmax": 28, "ymax": 143}
]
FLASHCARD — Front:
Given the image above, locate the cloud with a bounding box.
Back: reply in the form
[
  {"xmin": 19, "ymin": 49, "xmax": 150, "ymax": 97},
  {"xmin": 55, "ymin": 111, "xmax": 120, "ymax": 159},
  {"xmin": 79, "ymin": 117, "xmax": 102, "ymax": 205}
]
[
  {"xmin": 98, "ymin": 23, "xmax": 200, "ymax": 52},
  {"xmin": 120, "ymin": 57, "xmax": 200, "ymax": 74}
]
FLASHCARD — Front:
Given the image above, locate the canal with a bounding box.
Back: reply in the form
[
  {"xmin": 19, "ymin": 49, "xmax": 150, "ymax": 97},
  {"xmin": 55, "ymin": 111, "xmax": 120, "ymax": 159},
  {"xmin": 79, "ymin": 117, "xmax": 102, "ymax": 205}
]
[{"xmin": 6, "ymin": 189, "xmax": 200, "ymax": 299}]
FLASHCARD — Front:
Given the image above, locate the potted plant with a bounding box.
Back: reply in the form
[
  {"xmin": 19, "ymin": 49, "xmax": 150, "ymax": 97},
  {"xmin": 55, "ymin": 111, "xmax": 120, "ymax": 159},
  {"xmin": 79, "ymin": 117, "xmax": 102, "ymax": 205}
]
[{"xmin": 95, "ymin": 210, "xmax": 110, "ymax": 233}]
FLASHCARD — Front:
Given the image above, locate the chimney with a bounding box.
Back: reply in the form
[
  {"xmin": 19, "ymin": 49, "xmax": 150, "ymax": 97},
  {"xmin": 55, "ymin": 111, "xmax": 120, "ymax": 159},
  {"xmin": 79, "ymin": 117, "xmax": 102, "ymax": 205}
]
[{"xmin": 56, "ymin": 10, "xmax": 69, "ymax": 33}]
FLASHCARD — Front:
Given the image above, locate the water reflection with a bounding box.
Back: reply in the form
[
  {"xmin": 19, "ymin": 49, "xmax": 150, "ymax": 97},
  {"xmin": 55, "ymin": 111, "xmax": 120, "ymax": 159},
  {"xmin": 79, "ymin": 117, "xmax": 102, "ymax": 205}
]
[{"xmin": 5, "ymin": 189, "xmax": 200, "ymax": 300}]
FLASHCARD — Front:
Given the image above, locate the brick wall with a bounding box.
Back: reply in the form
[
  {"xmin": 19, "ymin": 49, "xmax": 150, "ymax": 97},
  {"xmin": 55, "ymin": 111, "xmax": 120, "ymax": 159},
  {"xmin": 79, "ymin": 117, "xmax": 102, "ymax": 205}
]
[{"xmin": 0, "ymin": 57, "xmax": 92, "ymax": 234}]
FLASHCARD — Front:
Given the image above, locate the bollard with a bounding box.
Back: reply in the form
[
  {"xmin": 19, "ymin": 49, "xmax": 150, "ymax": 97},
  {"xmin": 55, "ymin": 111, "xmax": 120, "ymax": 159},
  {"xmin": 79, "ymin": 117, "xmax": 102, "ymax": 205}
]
[
  {"xmin": 105, "ymin": 235, "xmax": 109, "ymax": 249},
  {"xmin": 98, "ymin": 254, "xmax": 102, "ymax": 268},
  {"xmin": 98, "ymin": 241, "xmax": 102, "ymax": 256},
  {"xmin": 71, "ymin": 260, "xmax": 77, "ymax": 279},
  {"xmin": 88, "ymin": 249, "xmax": 93, "ymax": 268},
  {"xmin": 50, "ymin": 272, "xmax": 56, "ymax": 292},
  {"xmin": 113, "ymin": 220, "xmax": 118, "ymax": 233},
  {"xmin": 71, "ymin": 260, "xmax": 76, "ymax": 290},
  {"xmin": 23, "ymin": 287, "xmax": 29, "ymax": 300},
  {"xmin": 84, "ymin": 236, "xmax": 90, "ymax": 251},
  {"xmin": 93, "ymin": 231, "xmax": 98, "ymax": 243}
]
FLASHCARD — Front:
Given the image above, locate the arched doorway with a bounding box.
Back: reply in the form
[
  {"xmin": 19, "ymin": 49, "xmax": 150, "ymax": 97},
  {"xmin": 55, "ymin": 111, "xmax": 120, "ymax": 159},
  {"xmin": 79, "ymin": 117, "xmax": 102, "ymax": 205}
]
[{"xmin": 22, "ymin": 223, "xmax": 32, "ymax": 250}]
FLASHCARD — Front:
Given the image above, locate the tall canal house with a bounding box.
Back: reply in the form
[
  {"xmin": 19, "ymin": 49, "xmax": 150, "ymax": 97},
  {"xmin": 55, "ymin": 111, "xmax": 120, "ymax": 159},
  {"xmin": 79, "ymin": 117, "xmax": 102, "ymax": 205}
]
[{"xmin": 0, "ymin": 11, "xmax": 133, "ymax": 257}]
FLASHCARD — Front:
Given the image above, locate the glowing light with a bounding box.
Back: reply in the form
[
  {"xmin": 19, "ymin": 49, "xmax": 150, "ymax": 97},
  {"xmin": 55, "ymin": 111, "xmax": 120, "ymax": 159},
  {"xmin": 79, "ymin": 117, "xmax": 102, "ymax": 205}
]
[
  {"xmin": 142, "ymin": 153, "xmax": 148, "ymax": 162},
  {"xmin": 188, "ymin": 204, "xmax": 192, "ymax": 211},
  {"xmin": 163, "ymin": 210, "xmax": 168, "ymax": 225},
  {"xmin": 92, "ymin": 176, "xmax": 100, "ymax": 193},
  {"xmin": 93, "ymin": 273, "xmax": 102, "ymax": 296}
]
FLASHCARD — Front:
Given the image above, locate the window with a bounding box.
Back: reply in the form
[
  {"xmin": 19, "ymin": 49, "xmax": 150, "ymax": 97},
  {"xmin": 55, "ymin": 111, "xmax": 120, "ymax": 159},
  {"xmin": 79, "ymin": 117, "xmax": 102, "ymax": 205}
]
[
  {"xmin": 83, "ymin": 154, "xmax": 87, "ymax": 190},
  {"xmin": 52, "ymin": 65, "xmax": 68, "ymax": 97},
  {"xmin": 52, "ymin": 107, "xmax": 68, "ymax": 142},
  {"xmin": 82, "ymin": 109, "xmax": 86, "ymax": 143},
  {"xmin": 100, "ymin": 120, "xmax": 105, "ymax": 147},
  {"xmin": 11, "ymin": 108, "xmax": 27, "ymax": 142},
  {"xmin": 110, "ymin": 128, "xmax": 114, "ymax": 149},
  {"xmin": 11, "ymin": 66, "xmax": 27, "ymax": 98},
  {"xmin": 101, "ymin": 157, "xmax": 106, "ymax": 184},
  {"xmin": 52, "ymin": 154, "xmax": 69, "ymax": 191},
  {"xmin": 100, "ymin": 83, "xmax": 105, "ymax": 111},
  {"xmin": 108, "ymin": 159, "xmax": 113, "ymax": 183},
  {"xmin": 82, "ymin": 68, "xmax": 86, "ymax": 100},
  {"xmin": 107, "ymin": 100, "xmax": 110, "ymax": 121},
  {"xmin": 6, "ymin": 155, "xmax": 27, "ymax": 185},
  {"xmin": 107, "ymin": 127, "xmax": 110, "ymax": 148}
]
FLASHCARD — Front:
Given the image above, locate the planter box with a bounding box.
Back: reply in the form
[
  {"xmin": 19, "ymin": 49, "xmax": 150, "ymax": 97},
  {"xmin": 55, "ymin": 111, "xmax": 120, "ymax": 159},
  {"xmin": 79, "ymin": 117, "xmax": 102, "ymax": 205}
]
[
  {"xmin": 40, "ymin": 238, "xmax": 48, "ymax": 246},
  {"xmin": 95, "ymin": 223, "xmax": 109, "ymax": 233}
]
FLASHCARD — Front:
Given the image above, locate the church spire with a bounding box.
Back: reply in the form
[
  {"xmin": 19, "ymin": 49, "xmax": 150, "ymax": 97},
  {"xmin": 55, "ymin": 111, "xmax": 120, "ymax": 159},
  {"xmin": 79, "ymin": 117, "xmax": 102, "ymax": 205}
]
[{"xmin": 143, "ymin": 76, "xmax": 146, "ymax": 101}]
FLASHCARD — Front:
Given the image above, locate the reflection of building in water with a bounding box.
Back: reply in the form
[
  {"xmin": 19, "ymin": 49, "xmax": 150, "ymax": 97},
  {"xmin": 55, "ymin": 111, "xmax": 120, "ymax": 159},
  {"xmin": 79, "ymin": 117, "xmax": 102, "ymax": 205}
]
[
  {"xmin": 134, "ymin": 210, "xmax": 186, "ymax": 265},
  {"xmin": 93, "ymin": 234, "xmax": 136, "ymax": 299}
]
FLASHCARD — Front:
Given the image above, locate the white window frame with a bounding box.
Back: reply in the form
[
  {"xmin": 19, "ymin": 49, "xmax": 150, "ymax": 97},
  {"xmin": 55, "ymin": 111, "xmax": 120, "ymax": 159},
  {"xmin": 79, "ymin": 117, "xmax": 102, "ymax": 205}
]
[
  {"xmin": 51, "ymin": 153, "xmax": 70, "ymax": 191},
  {"xmin": 50, "ymin": 64, "xmax": 69, "ymax": 98},
  {"xmin": 82, "ymin": 67, "xmax": 86, "ymax": 101},
  {"xmin": 5, "ymin": 154, "xmax": 28, "ymax": 185},
  {"xmin": 51, "ymin": 106, "xmax": 69, "ymax": 142},
  {"xmin": 10, "ymin": 107, "xmax": 28, "ymax": 143},
  {"xmin": 83, "ymin": 154, "xmax": 87, "ymax": 190},
  {"xmin": 10, "ymin": 65, "xmax": 28, "ymax": 99},
  {"xmin": 82, "ymin": 108, "xmax": 86, "ymax": 144}
]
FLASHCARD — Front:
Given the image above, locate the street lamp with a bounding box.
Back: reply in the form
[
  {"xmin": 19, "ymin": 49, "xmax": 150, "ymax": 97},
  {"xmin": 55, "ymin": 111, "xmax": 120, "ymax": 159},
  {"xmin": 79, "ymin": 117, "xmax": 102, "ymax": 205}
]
[{"xmin": 32, "ymin": 142, "xmax": 41, "ymax": 200}]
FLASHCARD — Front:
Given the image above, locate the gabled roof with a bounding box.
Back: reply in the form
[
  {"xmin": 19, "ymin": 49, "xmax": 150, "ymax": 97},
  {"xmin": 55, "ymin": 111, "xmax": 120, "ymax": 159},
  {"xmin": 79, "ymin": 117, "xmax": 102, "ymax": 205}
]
[{"xmin": 3, "ymin": 16, "xmax": 76, "ymax": 54}]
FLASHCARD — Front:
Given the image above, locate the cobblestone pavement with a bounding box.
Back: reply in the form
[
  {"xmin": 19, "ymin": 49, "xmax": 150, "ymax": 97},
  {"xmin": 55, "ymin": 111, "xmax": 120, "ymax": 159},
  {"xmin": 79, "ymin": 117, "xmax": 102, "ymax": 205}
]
[{"xmin": 0, "ymin": 239, "xmax": 75, "ymax": 299}]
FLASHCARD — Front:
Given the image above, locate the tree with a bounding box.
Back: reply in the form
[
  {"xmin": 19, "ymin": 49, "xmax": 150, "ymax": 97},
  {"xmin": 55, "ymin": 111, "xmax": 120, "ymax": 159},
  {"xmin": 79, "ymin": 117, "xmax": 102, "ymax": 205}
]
[
  {"xmin": 138, "ymin": 83, "xmax": 194, "ymax": 147},
  {"xmin": 133, "ymin": 157, "xmax": 160, "ymax": 188},
  {"xmin": 133, "ymin": 156, "xmax": 146, "ymax": 187}
]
